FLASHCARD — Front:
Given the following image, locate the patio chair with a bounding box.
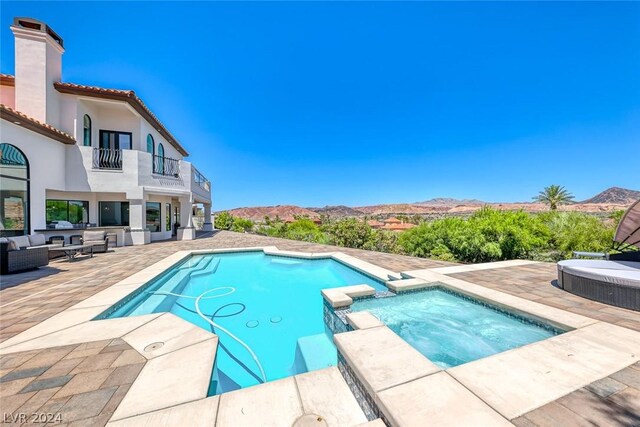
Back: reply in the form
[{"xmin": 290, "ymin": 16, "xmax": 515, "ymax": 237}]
[{"xmin": 81, "ymin": 230, "xmax": 110, "ymax": 253}]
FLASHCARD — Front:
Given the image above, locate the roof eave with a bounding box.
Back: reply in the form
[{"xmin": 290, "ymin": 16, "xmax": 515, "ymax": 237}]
[
  {"xmin": 0, "ymin": 104, "xmax": 75, "ymax": 145},
  {"xmin": 54, "ymin": 82, "xmax": 189, "ymax": 157}
]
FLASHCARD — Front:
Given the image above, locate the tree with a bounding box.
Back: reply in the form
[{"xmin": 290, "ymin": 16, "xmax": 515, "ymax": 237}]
[{"xmin": 533, "ymin": 185, "xmax": 574, "ymax": 210}]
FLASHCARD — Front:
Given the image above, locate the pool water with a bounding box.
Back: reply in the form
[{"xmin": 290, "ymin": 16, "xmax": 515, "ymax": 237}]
[
  {"xmin": 351, "ymin": 288, "xmax": 563, "ymax": 368},
  {"xmin": 97, "ymin": 252, "xmax": 386, "ymax": 394}
]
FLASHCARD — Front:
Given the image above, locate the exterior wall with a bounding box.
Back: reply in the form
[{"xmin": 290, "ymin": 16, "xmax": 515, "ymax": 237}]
[
  {"xmin": 4, "ymin": 24, "xmax": 211, "ymax": 241},
  {"xmin": 139, "ymin": 120, "xmax": 183, "ymax": 160},
  {"xmin": 12, "ymin": 27, "xmax": 63, "ymax": 126},
  {"xmin": 0, "ymin": 85, "xmax": 15, "ymax": 108},
  {"xmin": 1, "ymin": 122, "xmax": 67, "ymax": 232}
]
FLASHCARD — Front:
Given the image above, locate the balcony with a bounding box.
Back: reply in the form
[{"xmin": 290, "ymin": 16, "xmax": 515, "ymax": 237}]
[
  {"xmin": 192, "ymin": 165, "xmax": 210, "ymax": 192},
  {"xmin": 153, "ymin": 155, "xmax": 180, "ymax": 177},
  {"xmin": 93, "ymin": 148, "xmax": 123, "ymax": 170}
]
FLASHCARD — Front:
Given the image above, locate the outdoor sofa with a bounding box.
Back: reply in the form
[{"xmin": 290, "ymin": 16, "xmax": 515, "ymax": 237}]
[
  {"xmin": 0, "ymin": 236, "xmax": 50, "ymax": 274},
  {"xmin": 557, "ymin": 259, "xmax": 640, "ymax": 311}
]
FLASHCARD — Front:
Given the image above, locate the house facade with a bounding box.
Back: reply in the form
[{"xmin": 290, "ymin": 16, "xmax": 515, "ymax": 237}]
[{"xmin": 0, "ymin": 17, "xmax": 212, "ymax": 245}]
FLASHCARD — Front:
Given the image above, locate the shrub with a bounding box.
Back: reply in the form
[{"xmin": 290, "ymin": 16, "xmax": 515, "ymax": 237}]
[
  {"xmin": 284, "ymin": 218, "xmax": 327, "ymax": 243},
  {"xmin": 231, "ymin": 217, "xmax": 254, "ymax": 233},
  {"xmin": 214, "ymin": 211, "xmax": 234, "ymax": 230}
]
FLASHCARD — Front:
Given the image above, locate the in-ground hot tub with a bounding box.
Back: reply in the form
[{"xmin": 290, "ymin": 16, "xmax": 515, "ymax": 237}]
[{"xmin": 351, "ymin": 286, "xmax": 565, "ymax": 368}]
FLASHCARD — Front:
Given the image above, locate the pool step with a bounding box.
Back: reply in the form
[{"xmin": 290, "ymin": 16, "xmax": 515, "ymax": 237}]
[{"xmin": 294, "ymin": 333, "xmax": 337, "ymax": 373}]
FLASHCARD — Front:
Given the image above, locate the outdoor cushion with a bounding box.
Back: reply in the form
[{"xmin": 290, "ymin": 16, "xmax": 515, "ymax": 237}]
[
  {"xmin": 557, "ymin": 260, "xmax": 640, "ymax": 272},
  {"xmin": 83, "ymin": 231, "xmax": 106, "ymax": 242},
  {"xmin": 28, "ymin": 233, "xmax": 46, "ymax": 247},
  {"xmin": 562, "ymin": 266, "xmax": 640, "ymax": 289},
  {"xmin": 8, "ymin": 236, "xmax": 31, "ymax": 249}
]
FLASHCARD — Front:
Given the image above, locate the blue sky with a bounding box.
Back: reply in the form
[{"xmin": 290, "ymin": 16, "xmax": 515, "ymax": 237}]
[{"xmin": 2, "ymin": 2, "xmax": 639, "ymax": 210}]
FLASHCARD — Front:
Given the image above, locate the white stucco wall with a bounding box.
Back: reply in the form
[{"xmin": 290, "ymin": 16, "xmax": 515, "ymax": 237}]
[
  {"xmin": 12, "ymin": 26, "xmax": 63, "ymax": 127},
  {"xmin": 1, "ymin": 122, "xmax": 67, "ymax": 231}
]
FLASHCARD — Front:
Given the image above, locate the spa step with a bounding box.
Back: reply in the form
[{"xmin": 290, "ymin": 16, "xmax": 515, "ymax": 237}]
[{"xmin": 295, "ymin": 333, "xmax": 337, "ymax": 373}]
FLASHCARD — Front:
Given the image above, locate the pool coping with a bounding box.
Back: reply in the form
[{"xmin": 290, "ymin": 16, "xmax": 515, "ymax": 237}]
[
  {"xmin": 2, "ymin": 247, "xmax": 639, "ymax": 425},
  {"xmin": 327, "ymin": 270, "xmax": 640, "ymax": 423},
  {"xmin": 0, "ymin": 246, "xmax": 400, "ymax": 423}
]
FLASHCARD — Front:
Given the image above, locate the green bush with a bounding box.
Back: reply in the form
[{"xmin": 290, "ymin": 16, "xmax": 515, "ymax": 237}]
[
  {"xmin": 400, "ymin": 207, "xmax": 550, "ymax": 262},
  {"xmin": 214, "ymin": 211, "xmax": 234, "ymax": 230},
  {"xmin": 284, "ymin": 218, "xmax": 327, "ymax": 243},
  {"xmin": 231, "ymin": 217, "xmax": 255, "ymax": 233},
  {"xmin": 537, "ymin": 211, "xmax": 615, "ymax": 260}
]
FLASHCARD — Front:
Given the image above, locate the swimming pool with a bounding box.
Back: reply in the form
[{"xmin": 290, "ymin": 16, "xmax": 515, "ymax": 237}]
[
  {"xmin": 96, "ymin": 251, "xmax": 386, "ymax": 395},
  {"xmin": 351, "ymin": 287, "xmax": 564, "ymax": 368}
]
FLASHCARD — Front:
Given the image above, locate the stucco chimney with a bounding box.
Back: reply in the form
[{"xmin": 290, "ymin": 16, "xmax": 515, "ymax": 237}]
[{"xmin": 11, "ymin": 17, "xmax": 64, "ymax": 125}]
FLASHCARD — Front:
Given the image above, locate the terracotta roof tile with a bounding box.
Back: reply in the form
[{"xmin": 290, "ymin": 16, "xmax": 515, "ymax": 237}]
[
  {"xmin": 54, "ymin": 82, "xmax": 188, "ymax": 156},
  {"xmin": 0, "ymin": 74, "xmax": 15, "ymax": 86},
  {"xmin": 0, "ymin": 104, "xmax": 75, "ymax": 144}
]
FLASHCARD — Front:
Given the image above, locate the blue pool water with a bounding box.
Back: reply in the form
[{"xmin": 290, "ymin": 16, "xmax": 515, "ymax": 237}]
[
  {"xmin": 97, "ymin": 251, "xmax": 386, "ymax": 394},
  {"xmin": 351, "ymin": 288, "xmax": 563, "ymax": 368}
]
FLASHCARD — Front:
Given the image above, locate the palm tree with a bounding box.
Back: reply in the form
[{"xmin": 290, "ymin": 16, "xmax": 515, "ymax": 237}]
[{"xmin": 533, "ymin": 185, "xmax": 575, "ymax": 210}]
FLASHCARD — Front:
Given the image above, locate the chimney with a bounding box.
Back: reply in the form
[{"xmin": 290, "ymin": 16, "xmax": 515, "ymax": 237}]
[{"xmin": 11, "ymin": 17, "xmax": 64, "ymax": 125}]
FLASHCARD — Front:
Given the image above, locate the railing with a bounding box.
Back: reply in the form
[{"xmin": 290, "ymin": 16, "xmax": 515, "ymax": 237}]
[
  {"xmin": 153, "ymin": 155, "xmax": 180, "ymax": 177},
  {"xmin": 192, "ymin": 166, "xmax": 211, "ymax": 192},
  {"xmin": 93, "ymin": 148, "xmax": 122, "ymax": 170}
]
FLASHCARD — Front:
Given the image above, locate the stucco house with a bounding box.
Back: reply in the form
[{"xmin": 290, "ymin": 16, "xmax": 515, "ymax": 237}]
[{"xmin": 0, "ymin": 17, "xmax": 212, "ymax": 245}]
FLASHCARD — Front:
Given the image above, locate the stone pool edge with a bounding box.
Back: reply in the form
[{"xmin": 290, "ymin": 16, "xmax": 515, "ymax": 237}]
[{"xmin": 0, "ymin": 246, "xmax": 399, "ymax": 423}]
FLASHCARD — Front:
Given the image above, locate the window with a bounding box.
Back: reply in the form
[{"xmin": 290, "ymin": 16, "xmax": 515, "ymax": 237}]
[
  {"xmin": 99, "ymin": 130, "xmax": 132, "ymax": 150},
  {"xmin": 146, "ymin": 202, "xmax": 161, "ymax": 232},
  {"xmin": 156, "ymin": 143, "xmax": 165, "ymax": 174},
  {"xmin": 146, "ymin": 134, "xmax": 154, "ymax": 156},
  {"xmin": 83, "ymin": 115, "xmax": 92, "ymax": 146},
  {"xmin": 99, "ymin": 202, "xmax": 129, "ymax": 226},
  {"xmin": 46, "ymin": 200, "xmax": 89, "ymax": 225},
  {"xmin": 165, "ymin": 203, "xmax": 171, "ymax": 231},
  {"xmin": 0, "ymin": 144, "xmax": 29, "ymax": 236}
]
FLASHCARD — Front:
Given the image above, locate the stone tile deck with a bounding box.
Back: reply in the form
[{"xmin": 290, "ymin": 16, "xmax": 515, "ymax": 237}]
[
  {"xmin": 1, "ymin": 230, "xmax": 639, "ymax": 425},
  {"xmin": 0, "ymin": 339, "xmax": 144, "ymax": 426},
  {"xmin": 447, "ymin": 263, "xmax": 640, "ymax": 332}
]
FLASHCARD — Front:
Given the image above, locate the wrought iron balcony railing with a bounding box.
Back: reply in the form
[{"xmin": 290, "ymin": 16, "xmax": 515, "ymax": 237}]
[
  {"xmin": 153, "ymin": 155, "xmax": 180, "ymax": 177},
  {"xmin": 192, "ymin": 166, "xmax": 211, "ymax": 192},
  {"xmin": 93, "ymin": 148, "xmax": 122, "ymax": 170}
]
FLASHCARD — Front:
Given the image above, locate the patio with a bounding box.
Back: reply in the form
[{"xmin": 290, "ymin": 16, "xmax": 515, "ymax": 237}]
[{"xmin": 1, "ymin": 231, "xmax": 639, "ymax": 426}]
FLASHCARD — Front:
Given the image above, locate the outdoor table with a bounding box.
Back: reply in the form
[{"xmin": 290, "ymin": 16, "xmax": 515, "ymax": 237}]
[{"xmin": 49, "ymin": 244, "xmax": 95, "ymax": 262}]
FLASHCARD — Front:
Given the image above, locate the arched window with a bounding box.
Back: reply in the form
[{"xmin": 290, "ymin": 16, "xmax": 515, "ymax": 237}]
[
  {"xmin": 83, "ymin": 115, "xmax": 92, "ymax": 146},
  {"xmin": 0, "ymin": 143, "xmax": 30, "ymax": 236},
  {"xmin": 156, "ymin": 143, "xmax": 165, "ymax": 174},
  {"xmin": 146, "ymin": 134, "xmax": 155, "ymax": 156}
]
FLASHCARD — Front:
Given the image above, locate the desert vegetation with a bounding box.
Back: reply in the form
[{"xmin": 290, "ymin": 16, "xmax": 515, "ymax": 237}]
[{"xmin": 214, "ymin": 206, "xmax": 625, "ymax": 263}]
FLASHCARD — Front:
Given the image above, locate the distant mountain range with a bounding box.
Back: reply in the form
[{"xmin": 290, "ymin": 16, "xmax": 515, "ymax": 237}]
[
  {"xmin": 580, "ymin": 187, "xmax": 640, "ymax": 204},
  {"xmin": 218, "ymin": 187, "xmax": 639, "ymax": 221}
]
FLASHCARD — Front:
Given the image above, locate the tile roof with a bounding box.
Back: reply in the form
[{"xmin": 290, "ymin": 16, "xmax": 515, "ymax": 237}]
[
  {"xmin": 382, "ymin": 223, "xmax": 416, "ymax": 231},
  {"xmin": 0, "ymin": 74, "xmax": 15, "ymax": 86},
  {"xmin": 54, "ymin": 82, "xmax": 189, "ymax": 156},
  {"xmin": 0, "ymin": 104, "xmax": 75, "ymax": 144}
]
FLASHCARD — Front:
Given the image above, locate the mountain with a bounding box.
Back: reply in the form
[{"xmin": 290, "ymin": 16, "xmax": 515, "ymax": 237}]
[
  {"xmin": 308, "ymin": 205, "xmax": 365, "ymax": 218},
  {"xmin": 581, "ymin": 187, "xmax": 640, "ymax": 205},
  {"xmin": 415, "ymin": 198, "xmax": 486, "ymax": 206},
  {"xmin": 220, "ymin": 187, "xmax": 638, "ymax": 222},
  {"xmin": 221, "ymin": 205, "xmax": 319, "ymax": 222}
]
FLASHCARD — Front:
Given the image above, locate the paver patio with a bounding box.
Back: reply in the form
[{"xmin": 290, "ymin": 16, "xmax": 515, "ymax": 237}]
[{"xmin": 1, "ymin": 230, "xmax": 639, "ymax": 426}]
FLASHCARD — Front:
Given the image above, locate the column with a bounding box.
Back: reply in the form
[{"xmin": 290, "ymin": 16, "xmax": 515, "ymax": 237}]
[
  {"xmin": 177, "ymin": 196, "xmax": 195, "ymax": 240},
  {"xmin": 129, "ymin": 198, "xmax": 150, "ymax": 245},
  {"xmin": 202, "ymin": 203, "xmax": 213, "ymax": 231}
]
